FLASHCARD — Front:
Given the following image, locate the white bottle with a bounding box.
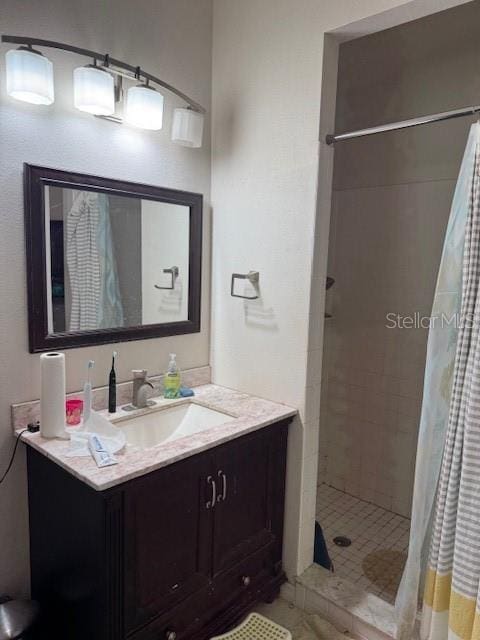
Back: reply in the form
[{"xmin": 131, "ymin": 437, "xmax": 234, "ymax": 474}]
[{"xmin": 164, "ymin": 353, "xmax": 181, "ymax": 399}]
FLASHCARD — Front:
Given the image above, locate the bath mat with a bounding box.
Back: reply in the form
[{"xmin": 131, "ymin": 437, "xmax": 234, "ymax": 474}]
[
  {"xmin": 291, "ymin": 614, "xmax": 350, "ymax": 639},
  {"xmin": 211, "ymin": 612, "xmax": 292, "ymax": 639}
]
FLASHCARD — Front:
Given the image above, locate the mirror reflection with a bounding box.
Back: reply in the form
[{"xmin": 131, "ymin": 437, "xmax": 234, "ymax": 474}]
[{"xmin": 46, "ymin": 186, "xmax": 190, "ymax": 333}]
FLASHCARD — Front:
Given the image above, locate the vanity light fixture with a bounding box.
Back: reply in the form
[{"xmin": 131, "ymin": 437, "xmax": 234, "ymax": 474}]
[
  {"xmin": 125, "ymin": 82, "xmax": 164, "ymax": 130},
  {"xmin": 172, "ymin": 107, "xmax": 204, "ymax": 148},
  {"xmin": 5, "ymin": 46, "xmax": 54, "ymax": 105},
  {"xmin": 73, "ymin": 63, "xmax": 115, "ymax": 116},
  {"xmin": 2, "ymin": 35, "xmax": 205, "ymax": 147}
]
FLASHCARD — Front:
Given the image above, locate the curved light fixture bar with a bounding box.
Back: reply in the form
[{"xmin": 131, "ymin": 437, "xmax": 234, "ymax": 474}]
[{"xmin": 1, "ymin": 34, "xmax": 206, "ymax": 114}]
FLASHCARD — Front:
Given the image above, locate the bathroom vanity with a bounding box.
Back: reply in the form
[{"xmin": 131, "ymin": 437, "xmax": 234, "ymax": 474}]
[{"xmin": 21, "ymin": 385, "xmax": 295, "ymax": 640}]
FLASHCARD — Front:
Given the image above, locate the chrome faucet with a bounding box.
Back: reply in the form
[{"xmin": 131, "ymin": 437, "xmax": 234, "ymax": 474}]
[{"xmin": 131, "ymin": 369, "xmax": 155, "ymax": 409}]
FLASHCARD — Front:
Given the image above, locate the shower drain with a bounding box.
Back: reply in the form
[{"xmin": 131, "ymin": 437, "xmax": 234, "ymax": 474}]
[{"xmin": 333, "ymin": 535, "xmax": 352, "ymax": 547}]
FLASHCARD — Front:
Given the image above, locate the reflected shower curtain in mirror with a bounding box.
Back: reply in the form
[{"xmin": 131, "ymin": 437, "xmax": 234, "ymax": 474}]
[
  {"xmin": 95, "ymin": 194, "xmax": 124, "ymax": 329},
  {"xmin": 66, "ymin": 191, "xmax": 123, "ymax": 331},
  {"xmin": 396, "ymin": 123, "xmax": 480, "ymax": 640}
]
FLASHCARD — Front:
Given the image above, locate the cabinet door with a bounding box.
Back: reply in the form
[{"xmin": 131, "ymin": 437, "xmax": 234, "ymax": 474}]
[
  {"xmin": 211, "ymin": 428, "xmax": 276, "ymax": 576},
  {"xmin": 124, "ymin": 452, "xmax": 212, "ymax": 632}
]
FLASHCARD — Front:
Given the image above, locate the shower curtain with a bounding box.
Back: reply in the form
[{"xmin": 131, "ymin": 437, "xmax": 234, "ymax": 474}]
[
  {"xmin": 395, "ymin": 123, "xmax": 480, "ymax": 640},
  {"xmin": 421, "ymin": 127, "xmax": 480, "ymax": 640},
  {"xmin": 66, "ymin": 191, "xmax": 123, "ymax": 331}
]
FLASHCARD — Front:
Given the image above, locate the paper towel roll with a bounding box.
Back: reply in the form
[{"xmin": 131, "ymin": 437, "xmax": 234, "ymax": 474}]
[{"xmin": 40, "ymin": 352, "xmax": 67, "ymax": 439}]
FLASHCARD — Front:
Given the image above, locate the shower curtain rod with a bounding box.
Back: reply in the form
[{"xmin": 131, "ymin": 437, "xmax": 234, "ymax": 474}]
[{"xmin": 325, "ymin": 104, "xmax": 480, "ymax": 145}]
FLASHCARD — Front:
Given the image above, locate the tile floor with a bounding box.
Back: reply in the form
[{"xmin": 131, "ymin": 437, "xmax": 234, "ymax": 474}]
[
  {"xmin": 316, "ymin": 484, "xmax": 410, "ymax": 604},
  {"xmin": 254, "ymin": 598, "xmax": 354, "ymax": 639},
  {"xmin": 254, "ymin": 599, "xmax": 307, "ymax": 636}
]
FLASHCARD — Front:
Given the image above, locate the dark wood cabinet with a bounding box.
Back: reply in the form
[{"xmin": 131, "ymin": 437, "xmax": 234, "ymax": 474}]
[
  {"xmin": 211, "ymin": 431, "xmax": 274, "ymax": 576},
  {"xmin": 27, "ymin": 420, "xmax": 290, "ymax": 640},
  {"xmin": 124, "ymin": 453, "xmax": 213, "ymax": 633}
]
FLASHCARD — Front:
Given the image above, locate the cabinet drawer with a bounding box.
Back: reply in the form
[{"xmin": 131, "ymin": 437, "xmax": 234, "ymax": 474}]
[
  {"xmin": 210, "ymin": 543, "xmax": 276, "ymax": 609},
  {"xmin": 129, "ymin": 545, "xmax": 280, "ymax": 640},
  {"xmin": 128, "ymin": 585, "xmax": 210, "ymax": 640},
  {"xmin": 203, "ymin": 545, "xmax": 284, "ymax": 640}
]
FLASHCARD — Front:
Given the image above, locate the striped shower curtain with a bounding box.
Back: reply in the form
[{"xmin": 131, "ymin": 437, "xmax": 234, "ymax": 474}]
[
  {"xmin": 396, "ymin": 124, "xmax": 479, "ymax": 640},
  {"xmin": 421, "ymin": 133, "xmax": 480, "ymax": 640},
  {"xmin": 66, "ymin": 190, "xmax": 123, "ymax": 331},
  {"xmin": 66, "ymin": 190, "xmax": 101, "ymax": 330}
]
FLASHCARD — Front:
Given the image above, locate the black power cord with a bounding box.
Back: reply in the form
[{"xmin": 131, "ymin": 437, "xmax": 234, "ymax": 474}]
[{"xmin": 0, "ymin": 422, "xmax": 39, "ymax": 485}]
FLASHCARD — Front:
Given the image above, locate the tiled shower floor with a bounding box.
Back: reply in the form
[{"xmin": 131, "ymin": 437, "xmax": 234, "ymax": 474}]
[{"xmin": 316, "ymin": 484, "xmax": 411, "ymax": 604}]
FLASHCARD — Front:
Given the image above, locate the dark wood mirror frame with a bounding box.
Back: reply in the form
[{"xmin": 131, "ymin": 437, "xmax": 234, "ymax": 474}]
[{"xmin": 24, "ymin": 164, "xmax": 202, "ymax": 353}]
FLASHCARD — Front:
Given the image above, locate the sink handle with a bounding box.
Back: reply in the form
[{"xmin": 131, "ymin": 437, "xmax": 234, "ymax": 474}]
[{"xmin": 206, "ymin": 475, "xmax": 216, "ymax": 509}]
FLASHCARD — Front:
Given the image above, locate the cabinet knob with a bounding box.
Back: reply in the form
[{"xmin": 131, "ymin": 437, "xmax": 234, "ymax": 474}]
[
  {"xmin": 241, "ymin": 575, "xmax": 251, "ymax": 587},
  {"xmin": 166, "ymin": 631, "xmax": 177, "ymax": 640}
]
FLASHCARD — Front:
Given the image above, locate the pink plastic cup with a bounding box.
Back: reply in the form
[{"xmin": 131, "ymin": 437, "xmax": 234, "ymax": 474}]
[{"xmin": 66, "ymin": 398, "xmax": 83, "ymax": 426}]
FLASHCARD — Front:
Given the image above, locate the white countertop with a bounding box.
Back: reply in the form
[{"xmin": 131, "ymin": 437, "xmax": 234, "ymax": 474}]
[{"xmin": 18, "ymin": 384, "xmax": 297, "ymax": 491}]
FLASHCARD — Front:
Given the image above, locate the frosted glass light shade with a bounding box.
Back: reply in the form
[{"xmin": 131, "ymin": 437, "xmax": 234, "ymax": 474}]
[
  {"xmin": 125, "ymin": 85, "xmax": 164, "ymax": 130},
  {"xmin": 172, "ymin": 108, "xmax": 204, "ymax": 148},
  {"xmin": 73, "ymin": 66, "xmax": 114, "ymax": 115},
  {"xmin": 6, "ymin": 48, "xmax": 54, "ymax": 105}
]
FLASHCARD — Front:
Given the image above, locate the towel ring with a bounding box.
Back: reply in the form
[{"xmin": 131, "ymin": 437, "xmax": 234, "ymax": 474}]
[
  {"xmin": 154, "ymin": 266, "xmax": 179, "ymax": 290},
  {"xmin": 231, "ymin": 271, "xmax": 260, "ymax": 300}
]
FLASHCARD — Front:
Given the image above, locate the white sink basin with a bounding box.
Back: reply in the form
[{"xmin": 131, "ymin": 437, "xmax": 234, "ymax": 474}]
[{"xmin": 113, "ymin": 402, "xmax": 233, "ymax": 449}]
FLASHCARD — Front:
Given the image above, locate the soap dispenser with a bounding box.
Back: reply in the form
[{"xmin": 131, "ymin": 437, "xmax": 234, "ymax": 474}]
[{"xmin": 164, "ymin": 353, "xmax": 181, "ymax": 399}]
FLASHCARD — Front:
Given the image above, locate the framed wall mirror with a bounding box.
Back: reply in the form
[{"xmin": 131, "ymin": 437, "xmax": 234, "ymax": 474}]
[{"xmin": 24, "ymin": 165, "xmax": 202, "ymax": 352}]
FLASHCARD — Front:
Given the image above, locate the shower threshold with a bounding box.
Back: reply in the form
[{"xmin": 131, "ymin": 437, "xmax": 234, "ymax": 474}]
[{"xmin": 295, "ymin": 563, "xmax": 402, "ymax": 639}]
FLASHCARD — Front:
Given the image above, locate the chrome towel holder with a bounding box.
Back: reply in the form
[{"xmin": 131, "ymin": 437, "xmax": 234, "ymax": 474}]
[
  {"xmin": 231, "ymin": 271, "xmax": 260, "ymax": 300},
  {"xmin": 154, "ymin": 266, "xmax": 179, "ymax": 290}
]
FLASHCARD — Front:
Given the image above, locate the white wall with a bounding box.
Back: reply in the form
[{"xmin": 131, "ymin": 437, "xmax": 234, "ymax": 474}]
[
  {"xmin": 141, "ymin": 201, "xmax": 190, "ymax": 324},
  {"xmin": 0, "ymin": 0, "xmax": 212, "ymax": 596},
  {"xmin": 211, "ymin": 0, "xmax": 471, "ymax": 578}
]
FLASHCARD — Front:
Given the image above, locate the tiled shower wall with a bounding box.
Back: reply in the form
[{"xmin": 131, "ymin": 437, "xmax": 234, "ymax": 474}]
[
  {"xmin": 319, "ymin": 182, "xmax": 453, "ymax": 516},
  {"xmin": 318, "ymin": 2, "xmax": 480, "ymax": 517}
]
